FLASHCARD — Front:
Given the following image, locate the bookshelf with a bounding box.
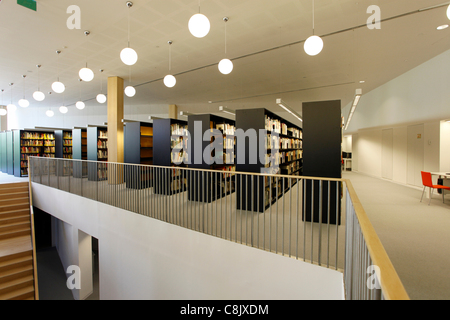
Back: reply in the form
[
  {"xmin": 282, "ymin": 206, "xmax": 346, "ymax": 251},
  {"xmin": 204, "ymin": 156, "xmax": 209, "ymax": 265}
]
[
  {"xmin": 87, "ymin": 126, "xmax": 108, "ymax": 181},
  {"xmin": 55, "ymin": 130, "xmax": 73, "ymax": 159},
  {"xmin": 124, "ymin": 121, "xmax": 153, "ymax": 189},
  {"xmin": 235, "ymin": 108, "xmax": 303, "ymax": 213},
  {"xmin": 13, "ymin": 129, "xmax": 56, "ymax": 177},
  {"xmin": 72, "ymin": 128, "xmax": 87, "ymax": 178},
  {"xmin": 187, "ymin": 114, "xmax": 236, "ymax": 203},
  {"xmin": 302, "ymin": 100, "xmax": 341, "ymax": 225},
  {"xmin": 153, "ymin": 118, "xmax": 188, "ymax": 195}
]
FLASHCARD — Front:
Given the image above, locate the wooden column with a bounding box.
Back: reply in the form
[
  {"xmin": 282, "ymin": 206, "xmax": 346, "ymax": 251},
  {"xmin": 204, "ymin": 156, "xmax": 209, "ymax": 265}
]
[
  {"xmin": 107, "ymin": 76, "xmax": 124, "ymax": 184},
  {"xmin": 168, "ymin": 104, "xmax": 178, "ymax": 119}
]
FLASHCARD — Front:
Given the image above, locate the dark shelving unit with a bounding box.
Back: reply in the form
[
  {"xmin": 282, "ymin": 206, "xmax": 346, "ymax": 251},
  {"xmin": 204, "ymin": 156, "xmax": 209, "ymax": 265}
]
[
  {"xmin": 153, "ymin": 118, "xmax": 188, "ymax": 195},
  {"xmin": 235, "ymin": 108, "xmax": 303, "ymax": 213},
  {"xmin": 124, "ymin": 121, "xmax": 153, "ymax": 189},
  {"xmin": 87, "ymin": 126, "xmax": 108, "ymax": 181},
  {"xmin": 187, "ymin": 114, "xmax": 236, "ymax": 203},
  {"xmin": 0, "ymin": 131, "xmax": 7, "ymax": 173},
  {"xmin": 72, "ymin": 128, "xmax": 87, "ymax": 178},
  {"xmin": 302, "ymin": 100, "xmax": 342, "ymax": 225},
  {"xmin": 13, "ymin": 129, "xmax": 56, "ymax": 177}
]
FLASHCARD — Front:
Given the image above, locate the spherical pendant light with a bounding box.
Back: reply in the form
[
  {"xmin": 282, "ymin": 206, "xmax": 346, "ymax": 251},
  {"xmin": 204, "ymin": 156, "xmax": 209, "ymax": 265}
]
[
  {"xmin": 188, "ymin": 13, "xmax": 210, "ymax": 38},
  {"xmin": 304, "ymin": 35, "xmax": 323, "ymax": 56},
  {"xmin": 33, "ymin": 91, "xmax": 45, "ymax": 102},
  {"xmin": 52, "ymin": 81, "xmax": 65, "ymax": 93},
  {"xmin": 76, "ymin": 101, "xmax": 85, "ymax": 110},
  {"xmin": 164, "ymin": 75, "xmax": 176, "ymax": 88},
  {"xmin": 59, "ymin": 106, "xmax": 68, "ymax": 114},
  {"xmin": 124, "ymin": 86, "xmax": 136, "ymax": 97},
  {"xmin": 7, "ymin": 104, "xmax": 16, "ymax": 111},
  {"xmin": 218, "ymin": 58, "xmax": 233, "ymax": 75},
  {"xmin": 46, "ymin": 109, "xmax": 54, "ymax": 117},
  {"xmin": 447, "ymin": 4, "xmax": 450, "ymax": 20},
  {"xmin": 18, "ymin": 98, "xmax": 29, "ymax": 108},
  {"xmin": 120, "ymin": 47, "xmax": 138, "ymax": 66},
  {"xmin": 0, "ymin": 109, "xmax": 6, "ymax": 116},
  {"xmin": 96, "ymin": 93, "xmax": 107, "ymax": 104},
  {"xmin": 79, "ymin": 67, "xmax": 94, "ymax": 82}
]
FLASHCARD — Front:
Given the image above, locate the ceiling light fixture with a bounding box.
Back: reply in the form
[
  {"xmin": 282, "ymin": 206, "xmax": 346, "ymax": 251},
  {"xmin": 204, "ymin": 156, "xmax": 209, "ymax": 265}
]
[
  {"xmin": 51, "ymin": 50, "xmax": 65, "ymax": 93},
  {"xmin": 219, "ymin": 106, "xmax": 235, "ymax": 116},
  {"xmin": 276, "ymin": 99, "xmax": 303, "ymax": 122},
  {"xmin": 96, "ymin": 69, "xmax": 107, "ymax": 104},
  {"xmin": 33, "ymin": 65, "xmax": 45, "ymax": 102},
  {"xmin": 59, "ymin": 106, "xmax": 68, "ymax": 114},
  {"xmin": 304, "ymin": 0, "xmax": 323, "ymax": 56},
  {"xmin": 18, "ymin": 75, "xmax": 30, "ymax": 108},
  {"xmin": 344, "ymin": 89, "xmax": 362, "ymax": 130},
  {"xmin": 120, "ymin": 1, "xmax": 138, "ymax": 66},
  {"xmin": 437, "ymin": 24, "xmax": 449, "ymax": 30},
  {"xmin": 46, "ymin": 109, "xmax": 54, "ymax": 117},
  {"xmin": 124, "ymin": 64, "xmax": 136, "ymax": 97},
  {"xmin": 76, "ymin": 79, "xmax": 86, "ymax": 110},
  {"xmin": 447, "ymin": 4, "xmax": 450, "ymax": 20},
  {"xmin": 164, "ymin": 41, "xmax": 176, "ymax": 88},
  {"xmin": 218, "ymin": 17, "xmax": 233, "ymax": 75},
  {"xmin": 189, "ymin": 0, "xmax": 210, "ymax": 38},
  {"xmin": 79, "ymin": 31, "xmax": 95, "ymax": 82},
  {"xmin": 179, "ymin": 111, "xmax": 194, "ymax": 117},
  {"xmin": 7, "ymin": 83, "xmax": 16, "ymax": 111}
]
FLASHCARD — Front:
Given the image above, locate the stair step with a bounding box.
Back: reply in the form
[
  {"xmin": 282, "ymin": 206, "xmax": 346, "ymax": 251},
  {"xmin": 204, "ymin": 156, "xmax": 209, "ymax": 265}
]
[
  {"xmin": 0, "ymin": 229, "xmax": 31, "ymax": 241},
  {"xmin": 0, "ymin": 198, "xmax": 30, "ymax": 207},
  {"xmin": 0, "ymin": 268, "xmax": 33, "ymax": 286},
  {"xmin": 0, "ymin": 204, "xmax": 29, "ymax": 213},
  {"xmin": 0, "ymin": 251, "xmax": 32, "ymax": 264},
  {"xmin": 0, "ymin": 209, "xmax": 30, "ymax": 220},
  {"xmin": 0, "ymin": 253, "xmax": 33, "ymax": 274},
  {"xmin": 0, "ymin": 215, "xmax": 30, "ymax": 227},
  {"xmin": 0, "ymin": 183, "xmax": 28, "ymax": 190},
  {"xmin": 0, "ymin": 284, "xmax": 34, "ymax": 300},
  {"xmin": 0, "ymin": 222, "xmax": 31, "ymax": 235},
  {"xmin": 0, "ymin": 191, "xmax": 29, "ymax": 200},
  {"xmin": 0, "ymin": 274, "xmax": 34, "ymax": 297}
]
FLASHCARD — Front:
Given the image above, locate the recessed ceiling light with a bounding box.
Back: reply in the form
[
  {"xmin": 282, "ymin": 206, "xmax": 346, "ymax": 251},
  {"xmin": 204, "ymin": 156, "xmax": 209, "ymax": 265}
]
[
  {"xmin": 437, "ymin": 24, "xmax": 449, "ymax": 30},
  {"xmin": 359, "ymin": 80, "xmax": 365, "ymax": 83}
]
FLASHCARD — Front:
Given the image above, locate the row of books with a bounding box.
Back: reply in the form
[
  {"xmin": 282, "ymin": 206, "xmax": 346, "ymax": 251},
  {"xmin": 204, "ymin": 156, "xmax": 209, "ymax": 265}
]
[
  {"xmin": 171, "ymin": 150, "xmax": 188, "ymax": 164},
  {"xmin": 63, "ymin": 132, "xmax": 72, "ymax": 139},
  {"xmin": 44, "ymin": 147, "xmax": 55, "ymax": 153},
  {"xmin": 216, "ymin": 123, "xmax": 236, "ymax": 135},
  {"xmin": 266, "ymin": 134, "xmax": 302, "ymax": 150},
  {"xmin": 63, "ymin": 147, "xmax": 72, "ymax": 154},
  {"xmin": 280, "ymin": 160, "xmax": 301, "ymax": 175},
  {"xmin": 97, "ymin": 140, "xmax": 108, "ymax": 149},
  {"xmin": 171, "ymin": 136, "xmax": 188, "ymax": 149},
  {"xmin": 265, "ymin": 115, "xmax": 302, "ymax": 137},
  {"xmin": 21, "ymin": 140, "xmax": 54, "ymax": 147},
  {"xmin": 98, "ymin": 150, "xmax": 108, "ymax": 159},
  {"xmin": 63, "ymin": 139, "xmax": 72, "ymax": 146},
  {"xmin": 21, "ymin": 132, "xmax": 55, "ymax": 140},
  {"xmin": 171, "ymin": 123, "xmax": 188, "ymax": 136},
  {"xmin": 99, "ymin": 131, "xmax": 108, "ymax": 139}
]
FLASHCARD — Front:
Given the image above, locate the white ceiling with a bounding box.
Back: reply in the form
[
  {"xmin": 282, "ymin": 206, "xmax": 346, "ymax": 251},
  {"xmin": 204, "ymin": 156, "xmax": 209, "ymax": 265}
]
[{"xmin": 1, "ymin": 0, "xmax": 450, "ymax": 126}]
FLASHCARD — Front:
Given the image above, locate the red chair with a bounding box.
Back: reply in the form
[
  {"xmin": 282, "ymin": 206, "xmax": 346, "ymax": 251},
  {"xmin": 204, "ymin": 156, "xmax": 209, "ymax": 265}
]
[{"xmin": 420, "ymin": 171, "xmax": 450, "ymax": 205}]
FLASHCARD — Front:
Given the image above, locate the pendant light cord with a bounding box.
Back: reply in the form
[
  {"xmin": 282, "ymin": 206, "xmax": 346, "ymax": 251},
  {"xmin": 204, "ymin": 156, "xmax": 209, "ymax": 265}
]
[
  {"xmin": 225, "ymin": 20, "xmax": 227, "ymax": 55},
  {"xmin": 169, "ymin": 42, "xmax": 172, "ymax": 72},
  {"xmin": 312, "ymin": 0, "xmax": 315, "ymax": 35}
]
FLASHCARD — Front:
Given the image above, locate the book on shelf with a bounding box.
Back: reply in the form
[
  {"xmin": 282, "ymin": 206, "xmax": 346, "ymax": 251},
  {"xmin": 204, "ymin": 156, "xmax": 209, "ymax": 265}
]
[
  {"xmin": 97, "ymin": 140, "xmax": 107, "ymax": 149},
  {"xmin": 97, "ymin": 150, "xmax": 108, "ymax": 159},
  {"xmin": 99, "ymin": 131, "xmax": 108, "ymax": 139},
  {"xmin": 171, "ymin": 123, "xmax": 188, "ymax": 136}
]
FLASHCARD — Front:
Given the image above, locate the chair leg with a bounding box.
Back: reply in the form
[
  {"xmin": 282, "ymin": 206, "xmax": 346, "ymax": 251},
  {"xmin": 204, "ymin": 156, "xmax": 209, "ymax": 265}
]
[
  {"xmin": 429, "ymin": 188, "xmax": 434, "ymax": 206},
  {"xmin": 421, "ymin": 186, "xmax": 426, "ymax": 203}
]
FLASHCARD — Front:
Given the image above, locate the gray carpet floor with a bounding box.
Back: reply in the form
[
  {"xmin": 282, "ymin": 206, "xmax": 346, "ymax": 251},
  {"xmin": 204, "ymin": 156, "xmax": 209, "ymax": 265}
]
[{"xmin": 343, "ymin": 171, "xmax": 450, "ymax": 300}]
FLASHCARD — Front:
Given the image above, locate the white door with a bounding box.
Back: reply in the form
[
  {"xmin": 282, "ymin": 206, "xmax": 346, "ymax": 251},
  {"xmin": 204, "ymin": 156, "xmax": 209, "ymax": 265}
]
[{"xmin": 407, "ymin": 124, "xmax": 424, "ymax": 187}]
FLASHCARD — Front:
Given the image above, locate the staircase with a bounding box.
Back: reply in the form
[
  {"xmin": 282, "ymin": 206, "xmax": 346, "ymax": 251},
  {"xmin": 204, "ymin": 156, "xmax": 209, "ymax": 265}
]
[{"xmin": 0, "ymin": 182, "xmax": 37, "ymax": 300}]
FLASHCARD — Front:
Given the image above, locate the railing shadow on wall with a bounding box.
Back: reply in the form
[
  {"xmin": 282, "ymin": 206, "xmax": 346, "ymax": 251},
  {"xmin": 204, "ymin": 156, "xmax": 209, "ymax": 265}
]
[{"xmin": 28, "ymin": 156, "xmax": 409, "ymax": 300}]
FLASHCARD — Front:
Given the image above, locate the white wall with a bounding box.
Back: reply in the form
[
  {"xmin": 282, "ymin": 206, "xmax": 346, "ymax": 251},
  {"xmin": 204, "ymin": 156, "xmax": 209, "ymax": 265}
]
[
  {"xmin": 31, "ymin": 183, "xmax": 344, "ymax": 300},
  {"xmin": 344, "ymin": 48, "xmax": 450, "ymax": 186}
]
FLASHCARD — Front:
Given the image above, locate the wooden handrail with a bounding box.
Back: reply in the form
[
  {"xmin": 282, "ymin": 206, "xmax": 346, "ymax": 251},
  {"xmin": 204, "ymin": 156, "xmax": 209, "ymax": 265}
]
[
  {"xmin": 28, "ymin": 175, "xmax": 39, "ymax": 300},
  {"xmin": 345, "ymin": 179, "xmax": 409, "ymax": 300}
]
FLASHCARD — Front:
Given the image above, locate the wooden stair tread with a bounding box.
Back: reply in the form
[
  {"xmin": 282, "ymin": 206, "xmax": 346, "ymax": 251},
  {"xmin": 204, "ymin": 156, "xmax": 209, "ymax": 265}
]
[
  {"xmin": 0, "ymin": 252, "xmax": 32, "ymax": 269},
  {"xmin": 0, "ymin": 284, "xmax": 34, "ymax": 300},
  {"xmin": 0, "ymin": 274, "xmax": 33, "ymax": 291},
  {"xmin": 0, "ymin": 236, "xmax": 32, "ymax": 258},
  {"xmin": 0, "ymin": 182, "xmax": 29, "ymax": 189}
]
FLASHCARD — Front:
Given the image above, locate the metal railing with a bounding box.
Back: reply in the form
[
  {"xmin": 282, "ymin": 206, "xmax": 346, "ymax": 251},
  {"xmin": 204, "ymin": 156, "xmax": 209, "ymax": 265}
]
[{"xmin": 28, "ymin": 156, "xmax": 409, "ymax": 300}]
